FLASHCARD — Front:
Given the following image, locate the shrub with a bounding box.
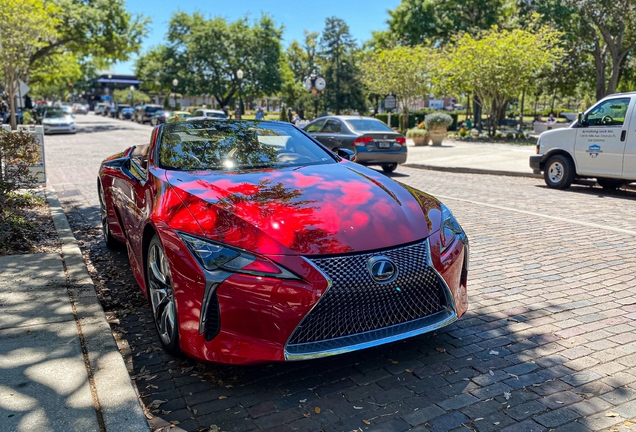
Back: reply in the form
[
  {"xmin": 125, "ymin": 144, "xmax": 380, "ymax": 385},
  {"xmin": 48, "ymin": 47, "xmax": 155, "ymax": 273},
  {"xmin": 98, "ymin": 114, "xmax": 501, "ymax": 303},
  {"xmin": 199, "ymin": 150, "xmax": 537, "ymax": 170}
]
[
  {"xmin": 425, "ymin": 112, "xmax": 454, "ymax": 129},
  {"xmin": 406, "ymin": 128, "xmax": 429, "ymax": 138}
]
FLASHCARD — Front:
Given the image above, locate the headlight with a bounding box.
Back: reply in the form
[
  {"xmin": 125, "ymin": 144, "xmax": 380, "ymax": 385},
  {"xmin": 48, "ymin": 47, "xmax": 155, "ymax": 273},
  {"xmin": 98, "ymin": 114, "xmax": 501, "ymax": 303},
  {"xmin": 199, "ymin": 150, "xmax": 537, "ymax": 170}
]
[
  {"xmin": 536, "ymin": 137, "xmax": 541, "ymax": 154},
  {"xmin": 440, "ymin": 203, "xmax": 466, "ymax": 253},
  {"xmin": 178, "ymin": 233, "xmax": 298, "ymax": 279}
]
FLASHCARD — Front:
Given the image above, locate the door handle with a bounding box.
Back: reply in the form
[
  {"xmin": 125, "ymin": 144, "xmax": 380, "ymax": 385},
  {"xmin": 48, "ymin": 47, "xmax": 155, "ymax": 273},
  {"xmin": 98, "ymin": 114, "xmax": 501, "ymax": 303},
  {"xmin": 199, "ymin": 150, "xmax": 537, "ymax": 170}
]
[{"xmin": 621, "ymin": 130, "xmax": 627, "ymax": 141}]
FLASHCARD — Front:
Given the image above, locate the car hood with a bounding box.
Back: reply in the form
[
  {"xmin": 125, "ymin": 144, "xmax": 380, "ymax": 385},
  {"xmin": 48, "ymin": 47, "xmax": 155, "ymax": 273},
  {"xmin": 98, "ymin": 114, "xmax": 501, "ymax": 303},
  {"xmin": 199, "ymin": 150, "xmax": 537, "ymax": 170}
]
[
  {"xmin": 165, "ymin": 162, "xmax": 442, "ymax": 256},
  {"xmin": 43, "ymin": 117, "xmax": 73, "ymax": 124}
]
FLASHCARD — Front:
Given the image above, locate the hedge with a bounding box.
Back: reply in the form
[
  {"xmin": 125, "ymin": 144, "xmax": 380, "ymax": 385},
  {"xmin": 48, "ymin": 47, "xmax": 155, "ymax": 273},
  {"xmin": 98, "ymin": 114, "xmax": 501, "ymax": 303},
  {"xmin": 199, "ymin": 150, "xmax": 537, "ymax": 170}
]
[{"xmin": 376, "ymin": 110, "xmax": 458, "ymax": 131}]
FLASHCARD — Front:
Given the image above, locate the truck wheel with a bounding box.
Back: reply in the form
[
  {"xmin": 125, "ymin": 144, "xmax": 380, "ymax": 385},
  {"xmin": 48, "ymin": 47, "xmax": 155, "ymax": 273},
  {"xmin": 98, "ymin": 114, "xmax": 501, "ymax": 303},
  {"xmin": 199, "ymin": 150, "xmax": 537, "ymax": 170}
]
[
  {"xmin": 597, "ymin": 178, "xmax": 625, "ymax": 190},
  {"xmin": 544, "ymin": 155, "xmax": 574, "ymax": 190}
]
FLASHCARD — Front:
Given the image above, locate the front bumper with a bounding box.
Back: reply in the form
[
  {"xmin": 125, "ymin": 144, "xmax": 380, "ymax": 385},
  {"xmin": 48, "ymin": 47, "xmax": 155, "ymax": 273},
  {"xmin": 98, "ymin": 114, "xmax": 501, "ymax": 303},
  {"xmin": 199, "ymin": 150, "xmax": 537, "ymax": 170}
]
[
  {"xmin": 530, "ymin": 155, "xmax": 543, "ymax": 174},
  {"xmin": 356, "ymin": 150, "xmax": 408, "ymax": 166},
  {"xmin": 43, "ymin": 124, "xmax": 76, "ymax": 134},
  {"xmin": 165, "ymin": 230, "xmax": 468, "ymax": 365}
]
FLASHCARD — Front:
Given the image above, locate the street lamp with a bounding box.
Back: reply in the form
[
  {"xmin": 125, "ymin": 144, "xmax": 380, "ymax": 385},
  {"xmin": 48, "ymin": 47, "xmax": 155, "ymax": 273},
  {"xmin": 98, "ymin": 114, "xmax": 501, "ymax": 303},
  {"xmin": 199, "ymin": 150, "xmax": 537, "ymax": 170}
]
[
  {"xmin": 172, "ymin": 78, "xmax": 178, "ymax": 109},
  {"xmin": 130, "ymin": 85, "xmax": 135, "ymax": 106},
  {"xmin": 236, "ymin": 69, "xmax": 244, "ymax": 118}
]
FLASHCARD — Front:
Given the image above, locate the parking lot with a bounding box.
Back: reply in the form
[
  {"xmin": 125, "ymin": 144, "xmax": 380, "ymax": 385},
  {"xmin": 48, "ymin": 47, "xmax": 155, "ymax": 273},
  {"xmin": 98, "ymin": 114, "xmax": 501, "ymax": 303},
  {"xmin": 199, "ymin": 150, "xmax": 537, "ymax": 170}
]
[{"xmin": 46, "ymin": 114, "xmax": 636, "ymax": 432}]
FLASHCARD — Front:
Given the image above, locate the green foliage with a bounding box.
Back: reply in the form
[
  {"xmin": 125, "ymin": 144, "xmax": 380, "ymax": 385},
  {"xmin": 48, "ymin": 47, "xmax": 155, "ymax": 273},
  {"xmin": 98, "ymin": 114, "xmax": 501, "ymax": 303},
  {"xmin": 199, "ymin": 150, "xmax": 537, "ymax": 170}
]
[
  {"xmin": 361, "ymin": 45, "xmax": 438, "ymax": 129},
  {"xmin": 439, "ymin": 26, "xmax": 563, "ymax": 136},
  {"xmin": 32, "ymin": 0, "xmax": 149, "ymax": 64},
  {"xmin": 113, "ymin": 89, "xmax": 150, "ymax": 104},
  {"xmin": 156, "ymin": 12, "xmax": 283, "ymax": 108},
  {"xmin": 425, "ymin": 112, "xmax": 453, "ymax": 128},
  {"xmin": 0, "ymin": 131, "xmax": 41, "ymax": 205},
  {"xmin": 320, "ymin": 17, "xmax": 367, "ymax": 114},
  {"xmin": 0, "ymin": 0, "xmax": 58, "ymax": 128},
  {"xmin": 406, "ymin": 128, "xmax": 429, "ymax": 138},
  {"xmin": 388, "ymin": 0, "xmax": 511, "ymax": 46}
]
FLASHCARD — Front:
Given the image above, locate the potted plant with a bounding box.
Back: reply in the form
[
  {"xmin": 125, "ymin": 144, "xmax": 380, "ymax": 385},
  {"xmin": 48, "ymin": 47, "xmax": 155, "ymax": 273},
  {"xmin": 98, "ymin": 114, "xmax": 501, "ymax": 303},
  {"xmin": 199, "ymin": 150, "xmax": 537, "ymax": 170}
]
[
  {"xmin": 425, "ymin": 113, "xmax": 453, "ymax": 146},
  {"xmin": 406, "ymin": 128, "xmax": 430, "ymax": 146}
]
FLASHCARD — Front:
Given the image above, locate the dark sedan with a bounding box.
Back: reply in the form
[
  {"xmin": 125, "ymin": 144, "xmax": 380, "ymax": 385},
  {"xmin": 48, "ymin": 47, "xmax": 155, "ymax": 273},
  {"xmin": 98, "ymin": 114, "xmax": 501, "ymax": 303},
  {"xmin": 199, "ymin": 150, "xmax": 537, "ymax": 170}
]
[
  {"xmin": 119, "ymin": 107, "xmax": 135, "ymax": 120},
  {"xmin": 303, "ymin": 116, "xmax": 407, "ymax": 173}
]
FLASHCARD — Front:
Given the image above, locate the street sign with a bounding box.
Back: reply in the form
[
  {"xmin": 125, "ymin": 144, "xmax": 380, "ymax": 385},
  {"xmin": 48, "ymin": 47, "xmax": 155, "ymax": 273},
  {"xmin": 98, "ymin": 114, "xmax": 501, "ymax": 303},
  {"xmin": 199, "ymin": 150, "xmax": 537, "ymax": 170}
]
[{"xmin": 384, "ymin": 93, "xmax": 397, "ymax": 111}]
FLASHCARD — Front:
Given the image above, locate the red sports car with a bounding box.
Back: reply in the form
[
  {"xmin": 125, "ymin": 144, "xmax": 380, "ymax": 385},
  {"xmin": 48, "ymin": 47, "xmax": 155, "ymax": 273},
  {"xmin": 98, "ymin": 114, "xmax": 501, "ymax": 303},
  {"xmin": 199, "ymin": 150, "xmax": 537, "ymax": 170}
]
[{"xmin": 98, "ymin": 120, "xmax": 469, "ymax": 365}]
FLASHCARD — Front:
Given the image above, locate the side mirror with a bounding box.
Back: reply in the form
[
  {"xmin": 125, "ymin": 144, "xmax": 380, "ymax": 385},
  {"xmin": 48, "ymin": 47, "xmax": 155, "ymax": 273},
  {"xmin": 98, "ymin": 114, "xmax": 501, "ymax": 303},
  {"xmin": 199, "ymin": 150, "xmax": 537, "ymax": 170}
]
[
  {"xmin": 577, "ymin": 112, "xmax": 586, "ymax": 127},
  {"xmin": 334, "ymin": 147, "xmax": 356, "ymax": 162}
]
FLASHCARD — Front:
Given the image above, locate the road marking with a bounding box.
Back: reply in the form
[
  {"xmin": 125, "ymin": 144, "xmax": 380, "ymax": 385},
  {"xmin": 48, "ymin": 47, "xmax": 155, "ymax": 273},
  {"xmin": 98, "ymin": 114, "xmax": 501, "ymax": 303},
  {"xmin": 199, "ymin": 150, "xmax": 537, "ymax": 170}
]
[{"xmin": 436, "ymin": 194, "xmax": 636, "ymax": 237}]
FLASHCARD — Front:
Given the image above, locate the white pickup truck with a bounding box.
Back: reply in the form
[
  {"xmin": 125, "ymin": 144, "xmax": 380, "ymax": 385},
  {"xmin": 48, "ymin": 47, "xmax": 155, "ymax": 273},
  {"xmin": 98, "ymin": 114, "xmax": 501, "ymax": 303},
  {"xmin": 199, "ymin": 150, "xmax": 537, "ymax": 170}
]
[{"xmin": 530, "ymin": 93, "xmax": 636, "ymax": 190}]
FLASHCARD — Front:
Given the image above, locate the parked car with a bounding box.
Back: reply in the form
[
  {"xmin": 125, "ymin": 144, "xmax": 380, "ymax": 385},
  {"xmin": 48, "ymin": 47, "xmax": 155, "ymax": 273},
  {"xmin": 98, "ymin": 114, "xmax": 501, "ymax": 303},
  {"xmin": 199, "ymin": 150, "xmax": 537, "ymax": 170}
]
[
  {"xmin": 119, "ymin": 107, "xmax": 135, "ymax": 120},
  {"xmin": 188, "ymin": 108, "xmax": 227, "ymax": 121},
  {"xmin": 97, "ymin": 119, "xmax": 469, "ymax": 364},
  {"xmin": 73, "ymin": 103, "xmax": 88, "ymax": 115},
  {"xmin": 303, "ymin": 116, "xmax": 407, "ymax": 173},
  {"xmin": 150, "ymin": 110, "xmax": 170, "ymax": 126},
  {"xmin": 166, "ymin": 110, "xmax": 191, "ymax": 123},
  {"xmin": 41, "ymin": 108, "xmax": 76, "ymax": 134},
  {"xmin": 530, "ymin": 92, "xmax": 636, "ymax": 190},
  {"xmin": 112, "ymin": 104, "xmax": 130, "ymax": 118},
  {"xmin": 134, "ymin": 104, "xmax": 162, "ymax": 124},
  {"xmin": 94, "ymin": 103, "xmax": 108, "ymax": 115}
]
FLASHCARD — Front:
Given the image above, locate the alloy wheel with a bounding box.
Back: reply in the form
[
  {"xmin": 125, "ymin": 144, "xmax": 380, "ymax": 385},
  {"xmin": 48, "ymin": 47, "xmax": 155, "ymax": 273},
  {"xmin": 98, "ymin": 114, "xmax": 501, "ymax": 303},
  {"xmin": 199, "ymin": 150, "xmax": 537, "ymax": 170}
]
[{"xmin": 148, "ymin": 242, "xmax": 178, "ymax": 348}]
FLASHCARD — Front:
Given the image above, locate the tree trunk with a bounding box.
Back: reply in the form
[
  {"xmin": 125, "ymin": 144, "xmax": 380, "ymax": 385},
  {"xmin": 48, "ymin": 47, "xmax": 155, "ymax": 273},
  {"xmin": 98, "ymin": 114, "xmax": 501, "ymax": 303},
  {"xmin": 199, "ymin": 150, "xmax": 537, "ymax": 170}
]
[
  {"xmin": 592, "ymin": 38, "xmax": 607, "ymax": 101},
  {"xmin": 518, "ymin": 90, "xmax": 525, "ymax": 131},
  {"xmin": 473, "ymin": 95, "xmax": 482, "ymax": 131},
  {"xmin": 8, "ymin": 74, "xmax": 17, "ymax": 130}
]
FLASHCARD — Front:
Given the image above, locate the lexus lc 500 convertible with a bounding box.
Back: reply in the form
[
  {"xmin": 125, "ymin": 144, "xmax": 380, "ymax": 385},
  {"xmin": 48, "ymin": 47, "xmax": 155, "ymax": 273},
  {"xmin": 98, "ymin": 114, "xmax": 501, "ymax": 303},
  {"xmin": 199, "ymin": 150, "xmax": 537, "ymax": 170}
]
[{"xmin": 97, "ymin": 120, "xmax": 469, "ymax": 365}]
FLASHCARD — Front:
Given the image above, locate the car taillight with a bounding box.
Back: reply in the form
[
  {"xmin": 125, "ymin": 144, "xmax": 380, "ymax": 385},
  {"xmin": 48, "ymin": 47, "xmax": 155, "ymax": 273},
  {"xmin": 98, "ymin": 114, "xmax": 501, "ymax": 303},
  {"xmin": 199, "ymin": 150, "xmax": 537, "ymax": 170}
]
[
  {"xmin": 353, "ymin": 136, "xmax": 373, "ymax": 147},
  {"xmin": 395, "ymin": 137, "xmax": 406, "ymax": 146}
]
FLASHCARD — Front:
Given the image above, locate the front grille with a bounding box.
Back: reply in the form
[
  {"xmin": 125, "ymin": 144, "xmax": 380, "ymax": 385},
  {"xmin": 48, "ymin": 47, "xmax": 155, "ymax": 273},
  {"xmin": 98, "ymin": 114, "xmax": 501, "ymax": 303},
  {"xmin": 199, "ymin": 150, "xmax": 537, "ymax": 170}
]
[{"xmin": 288, "ymin": 240, "xmax": 445, "ymax": 346}]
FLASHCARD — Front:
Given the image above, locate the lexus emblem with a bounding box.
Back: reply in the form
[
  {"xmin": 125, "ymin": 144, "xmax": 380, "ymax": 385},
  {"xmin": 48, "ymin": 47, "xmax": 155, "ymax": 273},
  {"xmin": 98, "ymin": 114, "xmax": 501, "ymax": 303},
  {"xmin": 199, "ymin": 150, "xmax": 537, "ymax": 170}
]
[
  {"xmin": 367, "ymin": 256, "xmax": 398, "ymax": 284},
  {"xmin": 384, "ymin": 135, "xmax": 388, "ymax": 139}
]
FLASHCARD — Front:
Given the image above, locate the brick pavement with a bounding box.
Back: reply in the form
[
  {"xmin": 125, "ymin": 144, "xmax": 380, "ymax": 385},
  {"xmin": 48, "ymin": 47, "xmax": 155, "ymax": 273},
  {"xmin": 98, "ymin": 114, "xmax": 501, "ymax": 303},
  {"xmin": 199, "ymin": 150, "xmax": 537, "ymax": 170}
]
[{"xmin": 45, "ymin": 115, "xmax": 636, "ymax": 431}]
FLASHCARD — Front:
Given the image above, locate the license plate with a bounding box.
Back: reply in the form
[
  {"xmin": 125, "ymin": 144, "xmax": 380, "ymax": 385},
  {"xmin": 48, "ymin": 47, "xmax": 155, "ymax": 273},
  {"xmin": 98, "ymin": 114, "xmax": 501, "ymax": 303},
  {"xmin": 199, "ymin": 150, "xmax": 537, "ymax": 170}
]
[{"xmin": 378, "ymin": 142, "xmax": 391, "ymax": 149}]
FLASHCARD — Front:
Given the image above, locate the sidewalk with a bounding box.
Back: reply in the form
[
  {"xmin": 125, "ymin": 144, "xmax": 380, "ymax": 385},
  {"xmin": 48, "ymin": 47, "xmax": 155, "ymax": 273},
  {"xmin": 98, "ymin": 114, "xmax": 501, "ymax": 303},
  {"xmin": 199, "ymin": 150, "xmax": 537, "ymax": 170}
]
[
  {"xmin": 0, "ymin": 190, "xmax": 149, "ymax": 432},
  {"xmin": 404, "ymin": 138, "xmax": 539, "ymax": 177}
]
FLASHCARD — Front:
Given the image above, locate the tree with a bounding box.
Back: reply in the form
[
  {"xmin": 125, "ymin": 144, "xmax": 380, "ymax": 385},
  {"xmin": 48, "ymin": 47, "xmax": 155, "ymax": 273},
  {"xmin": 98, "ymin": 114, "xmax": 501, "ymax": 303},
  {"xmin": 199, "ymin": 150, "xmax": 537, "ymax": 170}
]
[
  {"xmin": 520, "ymin": 0, "xmax": 636, "ymax": 100},
  {"xmin": 29, "ymin": 52, "xmax": 82, "ymax": 100},
  {"xmin": 113, "ymin": 89, "xmax": 150, "ymax": 104},
  {"xmin": 388, "ymin": 0, "xmax": 511, "ymax": 46},
  {"xmin": 0, "ymin": 0, "xmax": 58, "ymax": 129},
  {"xmin": 135, "ymin": 46, "xmax": 170, "ymax": 95},
  {"xmin": 161, "ymin": 12, "xmax": 283, "ymax": 108},
  {"xmin": 361, "ymin": 45, "xmax": 437, "ymax": 130},
  {"xmin": 29, "ymin": 0, "xmax": 148, "ymax": 67},
  {"xmin": 439, "ymin": 26, "xmax": 563, "ymax": 136},
  {"xmin": 320, "ymin": 17, "xmax": 366, "ymax": 114}
]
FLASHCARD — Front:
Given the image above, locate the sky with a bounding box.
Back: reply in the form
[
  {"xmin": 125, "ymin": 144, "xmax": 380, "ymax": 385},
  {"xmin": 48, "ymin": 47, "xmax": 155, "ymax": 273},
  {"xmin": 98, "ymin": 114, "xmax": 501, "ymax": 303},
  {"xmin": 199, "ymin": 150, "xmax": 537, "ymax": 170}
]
[{"xmin": 112, "ymin": 0, "xmax": 402, "ymax": 75}]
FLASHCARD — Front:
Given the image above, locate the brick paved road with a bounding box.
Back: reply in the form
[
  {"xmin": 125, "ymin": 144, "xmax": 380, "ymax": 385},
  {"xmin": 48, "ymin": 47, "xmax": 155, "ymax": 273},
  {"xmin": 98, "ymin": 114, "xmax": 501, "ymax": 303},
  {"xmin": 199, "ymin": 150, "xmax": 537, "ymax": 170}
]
[{"xmin": 46, "ymin": 114, "xmax": 636, "ymax": 432}]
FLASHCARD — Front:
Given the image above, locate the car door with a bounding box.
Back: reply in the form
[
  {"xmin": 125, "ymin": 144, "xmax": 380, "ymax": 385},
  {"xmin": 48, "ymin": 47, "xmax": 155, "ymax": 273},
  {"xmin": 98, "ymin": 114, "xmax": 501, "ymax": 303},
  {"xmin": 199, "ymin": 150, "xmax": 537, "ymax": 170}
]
[
  {"xmin": 304, "ymin": 119, "xmax": 326, "ymax": 142},
  {"xmin": 317, "ymin": 119, "xmax": 343, "ymax": 150},
  {"xmin": 118, "ymin": 148, "xmax": 150, "ymax": 272},
  {"xmin": 575, "ymin": 96, "xmax": 633, "ymax": 177}
]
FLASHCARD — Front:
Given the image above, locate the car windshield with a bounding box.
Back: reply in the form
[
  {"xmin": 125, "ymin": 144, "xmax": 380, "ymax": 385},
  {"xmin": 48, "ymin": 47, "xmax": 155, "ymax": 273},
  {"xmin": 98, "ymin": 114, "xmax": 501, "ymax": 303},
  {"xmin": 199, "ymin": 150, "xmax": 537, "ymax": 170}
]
[
  {"xmin": 159, "ymin": 120, "xmax": 335, "ymax": 171},
  {"xmin": 346, "ymin": 118, "xmax": 393, "ymax": 133},
  {"xmin": 146, "ymin": 106, "xmax": 161, "ymax": 113},
  {"xmin": 44, "ymin": 110, "xmax": 68, "ymax": 119}
]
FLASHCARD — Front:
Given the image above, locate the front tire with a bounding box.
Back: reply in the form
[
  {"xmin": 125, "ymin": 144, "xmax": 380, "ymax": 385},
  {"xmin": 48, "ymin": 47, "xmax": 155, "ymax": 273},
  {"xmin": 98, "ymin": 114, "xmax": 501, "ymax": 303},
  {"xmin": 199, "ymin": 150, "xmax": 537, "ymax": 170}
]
[
  {"xmin": 544, "ymin": 155, "xmax": 574, "ymax": 189},
  {"xmin": 147, "ymin": 235, "xmax": 180, "ymax": 354},
  {"xmin": 382, "ymin": 163, "xmax": 397, "ymax": 173}
]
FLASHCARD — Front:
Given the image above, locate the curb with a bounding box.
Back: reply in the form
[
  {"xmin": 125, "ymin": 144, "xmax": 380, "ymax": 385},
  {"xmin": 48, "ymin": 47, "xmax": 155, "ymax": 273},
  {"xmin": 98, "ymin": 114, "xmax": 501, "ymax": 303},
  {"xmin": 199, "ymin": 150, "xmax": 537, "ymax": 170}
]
[
  {"xmin": 46, "ymin": 188, "xmax": 150, "ymax": 432},
  {"xmin": 403, "ymin": 163, "xmax": 541, "ymax": 179}
]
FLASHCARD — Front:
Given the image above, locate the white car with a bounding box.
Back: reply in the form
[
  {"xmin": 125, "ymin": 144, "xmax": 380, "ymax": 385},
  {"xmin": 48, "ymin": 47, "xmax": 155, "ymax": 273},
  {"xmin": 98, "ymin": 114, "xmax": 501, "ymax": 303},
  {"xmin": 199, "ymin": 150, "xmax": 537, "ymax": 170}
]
[
  {"xmin": 42, "ymin": 109, "xmax": 76, "ymax": 135},
  {"xmin": 187, "ymin": 109, "xmax": 227, "ymax": 121},
  {"xmin": 94, "ymin": 103, "xmax": 108, "ymax": 115}
]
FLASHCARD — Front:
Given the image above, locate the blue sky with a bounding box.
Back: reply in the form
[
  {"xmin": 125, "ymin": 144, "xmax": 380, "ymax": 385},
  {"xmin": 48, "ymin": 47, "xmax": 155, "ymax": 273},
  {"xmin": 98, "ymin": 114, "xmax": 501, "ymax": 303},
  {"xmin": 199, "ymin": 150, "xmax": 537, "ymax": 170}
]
[{"xmin": 113, "ymin": 0, "xmax": 402, "ymax": 75}]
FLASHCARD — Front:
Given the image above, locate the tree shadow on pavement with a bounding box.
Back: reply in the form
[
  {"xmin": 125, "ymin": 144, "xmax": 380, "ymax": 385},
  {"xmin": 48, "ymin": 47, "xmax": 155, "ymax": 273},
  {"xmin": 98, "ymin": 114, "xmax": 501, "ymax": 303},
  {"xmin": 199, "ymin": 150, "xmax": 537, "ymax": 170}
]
[{"xmin": 56, "ymin": 192, "xmax": 636, "ymax": 432}]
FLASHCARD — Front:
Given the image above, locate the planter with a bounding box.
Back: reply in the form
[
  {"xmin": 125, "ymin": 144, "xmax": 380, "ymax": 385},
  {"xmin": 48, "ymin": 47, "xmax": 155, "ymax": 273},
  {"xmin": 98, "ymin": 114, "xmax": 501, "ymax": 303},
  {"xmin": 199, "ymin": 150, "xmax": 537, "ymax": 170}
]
[
  {"xmin": 412, "ymin": 134, "xmax": 430, "ymax": 146},
  {"xmin": 429, "ymin": 127, "xmax": 447, "ymax": 146}
]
